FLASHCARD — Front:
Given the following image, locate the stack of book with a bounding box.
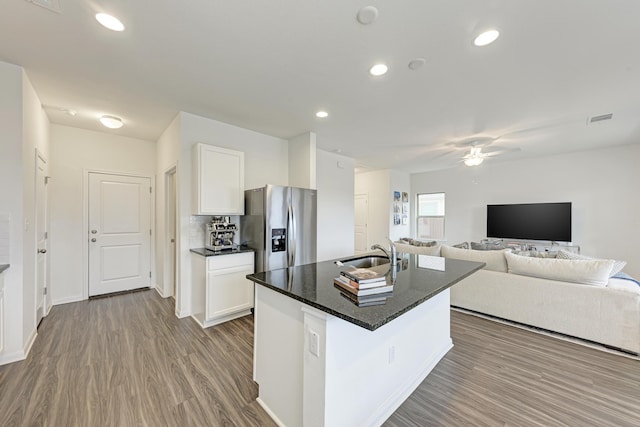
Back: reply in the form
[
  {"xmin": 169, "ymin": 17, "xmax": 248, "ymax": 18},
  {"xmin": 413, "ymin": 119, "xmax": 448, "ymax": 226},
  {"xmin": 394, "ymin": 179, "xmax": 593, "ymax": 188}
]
[{"xmin": 334, "ymin": 268, "xmax": 393, "ymax": 307}]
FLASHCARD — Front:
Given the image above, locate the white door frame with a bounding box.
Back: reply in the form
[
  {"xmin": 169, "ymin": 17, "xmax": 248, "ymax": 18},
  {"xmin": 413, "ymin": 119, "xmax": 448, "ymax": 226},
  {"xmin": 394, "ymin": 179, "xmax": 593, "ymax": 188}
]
[
  {"xmin": 163, "ymin": 164, "xmax": 178, "ymax": 300},
  {"xmin": 82, "ymin": 168, "xmax": 155, "ymax": 301},
  {"xmin": 34, "ymin": 148, "xmax": 50, "ymax": 322},
  {"xmin": 354, "ymin": 193, "xmax": 369, "ymax": 254}
]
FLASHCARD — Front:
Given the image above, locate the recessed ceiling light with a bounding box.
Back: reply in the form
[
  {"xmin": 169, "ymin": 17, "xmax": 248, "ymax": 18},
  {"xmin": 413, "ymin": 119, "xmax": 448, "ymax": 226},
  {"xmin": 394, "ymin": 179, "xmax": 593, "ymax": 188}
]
[
  {"xmin": 474, "ymin": 29, "xmax": 500, "ymax": 47},
  {"xmin": 100, "ymin": 115, "xmax": 124, "ymax": 129},
  {"xmin": 356, "ymin": 6, "xmax": 379, "ymax": 25},
  {"xmin": 369, "ymin": 63, "xmax": 388, "ymax": 76},
  {"xmin": 316, "ymin": 111, "xmax": 329, "ymax": 118},
  {"xmin": 95, "ymin": 13, "xmax": 125, "ymax": 32}
]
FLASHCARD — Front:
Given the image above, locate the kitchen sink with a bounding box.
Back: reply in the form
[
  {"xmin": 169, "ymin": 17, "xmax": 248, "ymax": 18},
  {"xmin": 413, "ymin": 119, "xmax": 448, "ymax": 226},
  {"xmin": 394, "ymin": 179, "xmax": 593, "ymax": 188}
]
[{"xmin": 336, "ymin": 255, "xmax": 390, "ymax": 269}]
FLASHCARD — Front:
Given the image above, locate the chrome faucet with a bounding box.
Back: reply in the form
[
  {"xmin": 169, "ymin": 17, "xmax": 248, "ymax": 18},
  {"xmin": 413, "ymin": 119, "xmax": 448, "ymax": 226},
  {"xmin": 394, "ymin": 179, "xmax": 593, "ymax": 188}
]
[{"xmin": 371, "ymin": 238, "xmax": 397, "ymax": 267}]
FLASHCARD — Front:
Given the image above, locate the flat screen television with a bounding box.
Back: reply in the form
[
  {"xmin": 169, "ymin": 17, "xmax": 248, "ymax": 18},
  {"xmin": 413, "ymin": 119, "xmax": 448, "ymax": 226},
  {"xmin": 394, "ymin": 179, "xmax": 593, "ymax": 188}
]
[{"xmin": 486, "ymin": 202, "xmax": 572, "ymax": 242}]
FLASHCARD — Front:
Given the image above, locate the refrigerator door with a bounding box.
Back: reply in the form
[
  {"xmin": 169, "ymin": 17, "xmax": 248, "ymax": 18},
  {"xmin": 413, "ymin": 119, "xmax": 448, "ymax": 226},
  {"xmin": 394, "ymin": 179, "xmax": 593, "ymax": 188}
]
[
  {"xmin": 290, "ymin": 187, "xmax": 317, "ymax": 266},
  {"xmin": 241, "ymin": 187, "xmax": 266, "ymax": 272},
  {"xmin": 264, "ymin": 185, "xmax": 290, "ymax": 271}
]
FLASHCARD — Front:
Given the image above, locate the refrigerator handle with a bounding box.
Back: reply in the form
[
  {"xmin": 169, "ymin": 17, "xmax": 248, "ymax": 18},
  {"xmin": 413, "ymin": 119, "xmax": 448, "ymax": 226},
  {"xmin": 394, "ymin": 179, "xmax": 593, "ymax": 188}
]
[{"xmin": 288, "ymin": 204, "xmax": 296, "ymax": 267}]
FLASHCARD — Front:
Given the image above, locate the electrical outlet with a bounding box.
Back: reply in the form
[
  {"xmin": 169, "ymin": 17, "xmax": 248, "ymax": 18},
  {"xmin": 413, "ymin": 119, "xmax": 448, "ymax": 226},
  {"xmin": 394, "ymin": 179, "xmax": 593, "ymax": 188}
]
[{"xmin": 309, "ymin": 330, "xmax": 320, "ymax": 357}]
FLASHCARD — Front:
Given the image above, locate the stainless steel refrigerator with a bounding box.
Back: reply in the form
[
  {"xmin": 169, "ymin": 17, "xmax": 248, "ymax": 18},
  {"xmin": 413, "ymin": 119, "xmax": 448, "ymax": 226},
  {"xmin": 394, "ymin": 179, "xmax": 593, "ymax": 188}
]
[{"xmin": 240, "ymin": 185, "xmax": 317, "ymax": 273}]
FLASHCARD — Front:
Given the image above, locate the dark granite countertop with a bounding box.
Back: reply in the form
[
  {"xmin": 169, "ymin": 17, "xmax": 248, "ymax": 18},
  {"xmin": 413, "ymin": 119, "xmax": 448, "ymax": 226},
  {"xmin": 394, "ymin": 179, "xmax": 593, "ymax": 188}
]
[
  {"xmin": 0, "ymin": 264, "xmax": 8, "ymax": 274},
  {"xmin": 190, "ymin": 246, "xmax": 255, "ymax": 257},
  {"xmin": 247, "ymin": 253, "xmax": 484, "ymax": 331}
]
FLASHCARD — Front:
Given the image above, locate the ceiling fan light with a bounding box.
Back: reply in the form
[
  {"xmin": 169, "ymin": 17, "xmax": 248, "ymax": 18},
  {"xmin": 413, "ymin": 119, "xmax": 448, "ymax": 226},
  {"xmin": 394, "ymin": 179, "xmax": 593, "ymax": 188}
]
[
  {"xmin": 464, "ymin": 156, "xmax": 484, "ymax": 166},
  {"xmin": 474, "ymin": 29, "xmax": 500, "ymax": 47}
]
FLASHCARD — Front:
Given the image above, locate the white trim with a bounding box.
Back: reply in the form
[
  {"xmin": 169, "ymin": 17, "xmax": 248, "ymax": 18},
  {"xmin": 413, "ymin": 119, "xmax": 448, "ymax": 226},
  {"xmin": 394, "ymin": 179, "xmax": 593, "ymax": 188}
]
[
  {"xmin": 83, "ymin": 169, "xmax": 154, "ymax": 301},
  {"xmin": 164, "ymin": 164, "xmax": 177, "ymax": 301},
  {"xmin": 0, "ymin": 328, "xmax": 38, "ymax": 366},
  {"xmin": 362, "ymin": 340, "xmax": 453, "ymax": 427},
  {"xmin": 23, "ymin": 327, "xmax": 37, "ymax": 356},
  {"xmin": 52, "ymin": 295, "xmax": 84, "ymax": 306},
  {"xmin": 154, "ymin": 284, "xmax": 166, "ymax": 298},
  {"xmin": 256, "ymin": 397, "xmax": 286, "ymax": 427}
]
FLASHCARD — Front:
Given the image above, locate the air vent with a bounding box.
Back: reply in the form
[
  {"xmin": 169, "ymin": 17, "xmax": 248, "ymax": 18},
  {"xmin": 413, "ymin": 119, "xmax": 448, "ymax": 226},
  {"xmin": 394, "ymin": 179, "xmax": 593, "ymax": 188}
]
[
  {"xmin": 588, "ymin": 113, "xmax": 613, "ymax": 124},
  {"xmin": 26, "ymin": 0, "xmax": 61, "ymax": 13}
]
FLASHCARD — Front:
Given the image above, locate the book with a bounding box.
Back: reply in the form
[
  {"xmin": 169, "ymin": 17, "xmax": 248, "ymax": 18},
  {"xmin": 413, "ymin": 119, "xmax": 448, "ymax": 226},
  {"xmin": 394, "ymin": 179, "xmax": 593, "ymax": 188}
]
[
  {"xmin": 336, "ymin": 273, "xmax": 388, "ymax": 290},
  {"xmin": 340, "ymin": 268, "xmax": 387, "ymax": 285},
  {"xmin": 339, "ymin": 292, "xmax": 389, "ymax": 307},
  {"xmin": 339, "ymin": 289, "xmax": 393, "ymax": 304},
  {"xmin": 333, "ymin": 277, "xmax": 393, "ymax": 296}
]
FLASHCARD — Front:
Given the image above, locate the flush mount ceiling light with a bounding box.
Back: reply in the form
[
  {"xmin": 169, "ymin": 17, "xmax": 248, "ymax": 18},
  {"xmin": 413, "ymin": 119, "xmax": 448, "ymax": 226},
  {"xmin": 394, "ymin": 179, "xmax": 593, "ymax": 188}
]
[
  {"xmin": 100, "ymin": 115, "xmax": 124, "ymax": 129},
  {"xmin": 369, "ymin": 63, "xmax": 388, "ymax": 76},
  {"xmin": 316, "ymin": 111, "xmax": 329, "ymax": 118},
  {"xmin": 473, "ymin": 29, "xmax": 500, "ymax": 46},
  {"xmin": 95, "ymin": 13, "xmax": 125, "ymax": 31}
]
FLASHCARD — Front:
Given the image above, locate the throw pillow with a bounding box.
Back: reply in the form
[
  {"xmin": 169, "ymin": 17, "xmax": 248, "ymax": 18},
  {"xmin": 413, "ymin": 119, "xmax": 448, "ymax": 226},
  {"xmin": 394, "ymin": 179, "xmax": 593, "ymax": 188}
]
[
  {"xmin": 452, "ymin": 242, "xmax": 469, "ymax": 249},
  {"xmin": 556, "ymin": 249, "xmax": 626, "ymax": 277},
  {"xmin": 470, "ymin": 241, "xmax": 509, "ymax": 251},
  {"xmin": 505, "ymin": 251, "xmax": 614, "ymax": 287}
]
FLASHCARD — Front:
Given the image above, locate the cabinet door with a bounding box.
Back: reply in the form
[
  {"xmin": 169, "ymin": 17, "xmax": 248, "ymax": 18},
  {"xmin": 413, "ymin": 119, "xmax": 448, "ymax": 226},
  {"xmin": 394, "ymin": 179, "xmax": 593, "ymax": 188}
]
[
  {"xmin": 194, "ymin": 144, "xmax": 245, "ymax": 215},
  {"xmin": 206, "ymin": 266, "xmax": 254, "ymax": 320}
]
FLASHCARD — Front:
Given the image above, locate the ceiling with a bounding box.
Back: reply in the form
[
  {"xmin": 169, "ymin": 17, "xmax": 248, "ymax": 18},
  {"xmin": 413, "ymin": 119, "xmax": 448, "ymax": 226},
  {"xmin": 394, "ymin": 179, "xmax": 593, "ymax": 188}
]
[{"xmin": 2, "ymin": 0, "xmax": 639, "ymax": 173}]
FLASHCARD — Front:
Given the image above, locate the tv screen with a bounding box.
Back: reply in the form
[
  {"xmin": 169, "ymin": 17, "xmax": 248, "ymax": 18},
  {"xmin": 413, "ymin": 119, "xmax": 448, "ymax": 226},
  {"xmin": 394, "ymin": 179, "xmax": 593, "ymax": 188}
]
[{"xmin": 486, "ymin": 202, "xmax": 572, "ymax": 242}]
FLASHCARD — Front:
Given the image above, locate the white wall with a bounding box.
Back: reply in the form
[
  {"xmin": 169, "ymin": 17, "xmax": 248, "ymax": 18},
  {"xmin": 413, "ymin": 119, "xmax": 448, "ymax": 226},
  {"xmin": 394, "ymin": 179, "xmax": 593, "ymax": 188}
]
[
  {"xmin": 316, "ymin": 150, "xmax": 355, "ymax": 261},
  {"xmin": 49, "ymin": 125, "xmax": 156, "ymax": 304},
  {"xmin": 0, "ymin": 62, "xmax": 50, "ymax": 365},
  {"xmin": 154, "ymin": 111, "xmax": 290, "ymax": 317},
  {"xmin": 411, "ymin": 144, "xmax": 640, "ymax": 277},
  {"xmin": 288, "ymin": 132, "xmax": 317, "ymax": 189},
  {"xmin": 21, "ymin": 71, "xmax": 50, "ymax": 349},
  {"xmin": 0, "ymin": 61, "xmax": 26, "ymax": 363}
]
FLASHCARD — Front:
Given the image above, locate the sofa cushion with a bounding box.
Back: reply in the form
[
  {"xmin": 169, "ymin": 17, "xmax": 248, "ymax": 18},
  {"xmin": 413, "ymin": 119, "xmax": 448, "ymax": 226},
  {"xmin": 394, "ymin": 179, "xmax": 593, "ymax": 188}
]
[
  {"xmin": 441, "ymin": 245, "xmax": 509, "ymax": 272},
  {"xmin": 513, "ymin": 250, "xmax": 557, "ymax": 259},
  {"xmin": 505, "ymin": 251, "xmax": 615, "ymax": 287},
  {"xmin": 397, "ymin": 237, "xmax": 438, "ymax": 247},
  {"xmin": 556, "ymin": 249, "xmax": 626, "ymax": 277},
  {"xmin": 470, "ymin": 241, "xmax": 509, "ymax": 250}
]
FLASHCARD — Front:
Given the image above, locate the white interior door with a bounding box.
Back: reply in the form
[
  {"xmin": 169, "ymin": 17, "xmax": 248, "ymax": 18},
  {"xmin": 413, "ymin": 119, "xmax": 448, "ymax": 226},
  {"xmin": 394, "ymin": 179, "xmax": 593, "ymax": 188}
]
[
  {"xmin": 89, "ymin": 173, "xmax": 151, "ymax": 297},
  {"xmin": 35, "ymin": 151, "xmax": 49, "ymax": 324},
  {"xmin": 354, "ymin": 194, "xmax": 368, "ymax": 254}
]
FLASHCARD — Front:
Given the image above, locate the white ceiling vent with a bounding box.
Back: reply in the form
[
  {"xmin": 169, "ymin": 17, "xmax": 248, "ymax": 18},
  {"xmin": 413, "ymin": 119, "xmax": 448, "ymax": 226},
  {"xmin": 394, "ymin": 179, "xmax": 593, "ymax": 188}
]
[
  {"xmin": 588, "ymin": 113, "xmax": 613, "ymax": 124},
  {"xmin": 25, "ymin": 0, "xmax": 61, "ymax": 13}
]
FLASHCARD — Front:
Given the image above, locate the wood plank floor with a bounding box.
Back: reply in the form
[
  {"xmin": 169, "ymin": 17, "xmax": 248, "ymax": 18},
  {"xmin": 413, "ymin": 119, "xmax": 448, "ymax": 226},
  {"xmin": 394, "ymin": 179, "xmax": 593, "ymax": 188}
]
[{"xmin": 1, "ymin": 290, "xmax": 638, "ymax": 426}]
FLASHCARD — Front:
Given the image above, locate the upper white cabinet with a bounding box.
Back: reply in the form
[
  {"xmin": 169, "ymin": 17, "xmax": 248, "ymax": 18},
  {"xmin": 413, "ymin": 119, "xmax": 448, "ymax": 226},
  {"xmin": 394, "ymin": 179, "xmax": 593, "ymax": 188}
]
[{"xmin": 192, "ymin": 143, "xmax": 245, "ymax": 215}]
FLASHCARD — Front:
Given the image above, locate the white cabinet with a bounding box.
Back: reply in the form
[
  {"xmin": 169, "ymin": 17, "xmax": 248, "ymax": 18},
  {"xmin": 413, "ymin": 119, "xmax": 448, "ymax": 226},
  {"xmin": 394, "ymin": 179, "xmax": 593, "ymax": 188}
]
[
  {"xmin": 191, "ymin": 252, "xmax": 254, "ymax": 328},
  {"xmin": 192, "ymin": 143, "xmax": 245, "ymax": 215}
]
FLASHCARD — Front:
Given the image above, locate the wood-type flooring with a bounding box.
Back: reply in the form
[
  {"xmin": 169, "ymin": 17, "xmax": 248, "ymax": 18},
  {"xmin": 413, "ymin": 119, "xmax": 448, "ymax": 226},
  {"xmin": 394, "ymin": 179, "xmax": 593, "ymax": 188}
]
[{"xmin": 1, "ymin": 289, "xmax": 638, "ymax": 426}]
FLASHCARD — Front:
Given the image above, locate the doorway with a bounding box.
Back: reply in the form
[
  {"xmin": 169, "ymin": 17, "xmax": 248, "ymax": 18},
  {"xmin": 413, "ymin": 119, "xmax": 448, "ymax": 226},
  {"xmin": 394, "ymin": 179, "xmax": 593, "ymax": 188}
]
[
  {"xmin": 88, "ymin": 172, "xmax": 152, "ymax": 297},
  {"xmin": 165, "ymin": 167, "xmax": 177, "ymax": 300},
  {"xmin": 354, "ymin": 193, "xmax": 368, "ymax": 254},
  {"xmin": 35, "ymin": 150, "xmax": 49, "ymax": 324}
]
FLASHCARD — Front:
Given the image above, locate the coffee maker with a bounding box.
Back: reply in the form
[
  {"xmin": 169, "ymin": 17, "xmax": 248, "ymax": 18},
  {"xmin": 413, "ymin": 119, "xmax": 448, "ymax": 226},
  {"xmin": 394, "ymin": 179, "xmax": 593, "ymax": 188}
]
[{"xmin": 205, "ymin": 216, "xmax": 237, "ymax": 251}]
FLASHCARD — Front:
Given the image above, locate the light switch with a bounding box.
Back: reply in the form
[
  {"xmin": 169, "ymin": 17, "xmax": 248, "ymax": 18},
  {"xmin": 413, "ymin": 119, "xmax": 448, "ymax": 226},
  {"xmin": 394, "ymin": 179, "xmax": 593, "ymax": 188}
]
[{"xmin": 309, "ymin": 330, "xmax": 320, "ymax": 357}]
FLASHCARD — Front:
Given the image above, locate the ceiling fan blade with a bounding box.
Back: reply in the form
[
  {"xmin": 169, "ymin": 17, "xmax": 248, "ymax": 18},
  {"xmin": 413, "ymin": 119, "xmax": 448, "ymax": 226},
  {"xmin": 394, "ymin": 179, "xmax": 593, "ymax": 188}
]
[{"xmin": 482, "ymin": 147, "xmax": 522, "ymax": 157}]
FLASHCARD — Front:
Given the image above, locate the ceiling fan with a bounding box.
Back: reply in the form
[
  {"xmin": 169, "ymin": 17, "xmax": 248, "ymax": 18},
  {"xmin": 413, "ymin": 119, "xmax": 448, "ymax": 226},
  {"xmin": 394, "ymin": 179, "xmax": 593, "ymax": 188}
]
[{"xmin": 458, "ymin": 141, "xmax": 521, "ymax": 167}]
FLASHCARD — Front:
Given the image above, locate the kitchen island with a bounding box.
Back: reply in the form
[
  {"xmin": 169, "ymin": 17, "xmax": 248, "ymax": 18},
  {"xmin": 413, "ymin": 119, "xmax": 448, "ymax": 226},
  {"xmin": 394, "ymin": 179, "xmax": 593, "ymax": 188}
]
[{"xmin": 247, "ymin": 253, "xmax": 484, "ymax": 427}]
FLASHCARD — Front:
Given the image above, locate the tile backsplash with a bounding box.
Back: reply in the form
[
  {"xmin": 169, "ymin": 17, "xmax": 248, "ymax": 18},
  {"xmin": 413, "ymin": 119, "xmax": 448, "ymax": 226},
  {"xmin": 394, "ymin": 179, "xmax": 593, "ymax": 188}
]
[{"xmin": 0, "ymin": 213, "xmax": 10, "ymax": 264}]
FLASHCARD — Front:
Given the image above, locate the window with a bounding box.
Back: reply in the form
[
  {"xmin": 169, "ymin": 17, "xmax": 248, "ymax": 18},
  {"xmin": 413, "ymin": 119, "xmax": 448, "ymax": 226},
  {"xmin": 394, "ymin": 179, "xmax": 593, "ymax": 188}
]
[{"xmin": 417, "ymin": 193, "xmax": 445, "ymax": 240}]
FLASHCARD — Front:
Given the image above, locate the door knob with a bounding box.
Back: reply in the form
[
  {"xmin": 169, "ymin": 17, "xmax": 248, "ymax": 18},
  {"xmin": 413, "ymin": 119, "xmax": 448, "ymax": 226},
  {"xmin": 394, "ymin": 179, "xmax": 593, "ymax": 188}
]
[
  {"xmin": 91, "ymin": 238, "xmax": 97, "ymax": 242},
  {"xmin": 38, "ymin": 249, "xmax": 47, "ymax": 254}
]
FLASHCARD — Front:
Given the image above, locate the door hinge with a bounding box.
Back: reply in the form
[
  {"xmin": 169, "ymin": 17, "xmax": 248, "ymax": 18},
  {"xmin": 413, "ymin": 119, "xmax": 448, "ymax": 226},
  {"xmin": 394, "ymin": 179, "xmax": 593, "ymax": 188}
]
[
  {"xmin": 45, "ymin": 176, "xmax": 51, "ymax": 184},
  {"xmin": 43, "ymin": 287, "xmax": 47, "ymax": 295},
  {"xmin": 149, "ymin": 272, "xmax": 152, "ymax": 278},
  {"xmin": 149, "ymin": 229, "xmax": 152, "ymax": 236},
  {"xmin": 44, "ymin": 231, "xmax": 48, "ymax": 239},
  {"xmin": 149, "ymin": 187, "xmax": 152, "ymax": 193}
]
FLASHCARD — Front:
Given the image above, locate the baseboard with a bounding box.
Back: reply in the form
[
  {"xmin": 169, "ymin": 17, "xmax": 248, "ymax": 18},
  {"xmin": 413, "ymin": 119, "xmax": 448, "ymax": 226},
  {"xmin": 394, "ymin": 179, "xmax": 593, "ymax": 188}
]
[
  {"xmin": 154, "ymin": 285, "xmax": 166, "ymax": 298},
  {"xmin": 0, "ymin": 328, "xmax": 38, "ymax": 366},
  {"xmin": 52, "ymin": 295, "xmax": 84, "ymax": 306},
  {"xmin": 256, "ymin": 397, "xmax": 286, "ymax": 427},
  {"xmin": 363, "ymin": 340, "xmax": 453, "ymax": 427}
]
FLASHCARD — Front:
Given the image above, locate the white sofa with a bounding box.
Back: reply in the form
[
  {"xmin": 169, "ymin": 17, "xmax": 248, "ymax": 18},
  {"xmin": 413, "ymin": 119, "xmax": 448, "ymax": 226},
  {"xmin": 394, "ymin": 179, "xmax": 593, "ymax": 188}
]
[{"xmin": 396, "ymin": 242, "xmax": 640, "ymax": 355}]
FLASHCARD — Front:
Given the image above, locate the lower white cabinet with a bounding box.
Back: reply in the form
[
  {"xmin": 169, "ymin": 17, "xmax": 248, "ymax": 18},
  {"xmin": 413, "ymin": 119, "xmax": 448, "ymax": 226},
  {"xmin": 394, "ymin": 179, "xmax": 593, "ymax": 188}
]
[
  {"xmin": 0, "ymin": 272, "xmax": 4, "ymax": 354},
  {"xmin": 191, "ymin": 252, "xmax": 254, "ymax": 328}
]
